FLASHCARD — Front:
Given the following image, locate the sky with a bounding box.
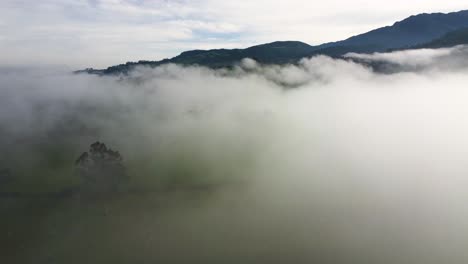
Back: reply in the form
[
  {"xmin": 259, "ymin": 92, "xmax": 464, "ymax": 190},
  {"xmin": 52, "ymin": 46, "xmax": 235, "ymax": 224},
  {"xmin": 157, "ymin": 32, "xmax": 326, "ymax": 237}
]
[{"xmin": 1, "ymin": 0, "xmax": 467, "ymax": 68}]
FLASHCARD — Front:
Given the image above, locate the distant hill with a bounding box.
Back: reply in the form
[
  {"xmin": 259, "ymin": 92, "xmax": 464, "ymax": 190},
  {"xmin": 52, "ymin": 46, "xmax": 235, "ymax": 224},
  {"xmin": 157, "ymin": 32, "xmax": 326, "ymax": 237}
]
[
  {"xmin": 77, "ymin": 10, "xmax": 468, "ymax": 75},
  {"xmin": 411, "ymin": 27, "xmax": 468, "ymax": 49},
  {"xmin": 77, "ymin": 41, "xmax": 317, "ymax": 75},
  {"xmin": 319, "ymin": 10, "xmax": 468, "ymax": 54},
  {"xmin": 170, "ymin": 41, "xmax": 317, "ymax": 66}
]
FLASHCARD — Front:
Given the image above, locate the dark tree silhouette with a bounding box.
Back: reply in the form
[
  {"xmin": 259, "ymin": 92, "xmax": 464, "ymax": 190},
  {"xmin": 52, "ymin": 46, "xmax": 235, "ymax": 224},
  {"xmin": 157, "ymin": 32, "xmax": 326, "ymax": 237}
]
[
  {"xmin": 0, "ymin": 168, "xmax": 13, "ymax": 185},
  {"xmin": 75, "ymin": 142, "xmax": 128, "ymax": 194}
]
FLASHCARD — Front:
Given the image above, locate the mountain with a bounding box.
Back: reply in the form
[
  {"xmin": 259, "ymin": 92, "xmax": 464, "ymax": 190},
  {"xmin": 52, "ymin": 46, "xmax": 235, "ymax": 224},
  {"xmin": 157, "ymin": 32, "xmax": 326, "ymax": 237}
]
[
  {"xmin": 77, "ymin": 41, "xmax": 317, "ymax": 75},
  {"xmin": 170, "ymin": 41, "xmax": 317, "ymax": 66},
  {"xmin": 78, "ymin": 10, "xmax": 468, "ymax": 75},
  {"xmin": 411, "ymin": 27, "xmax": 468, "ymax": 49},
  {"xmin": 315, "ymin": 10, "xmax": 468, "ymax": 55}
]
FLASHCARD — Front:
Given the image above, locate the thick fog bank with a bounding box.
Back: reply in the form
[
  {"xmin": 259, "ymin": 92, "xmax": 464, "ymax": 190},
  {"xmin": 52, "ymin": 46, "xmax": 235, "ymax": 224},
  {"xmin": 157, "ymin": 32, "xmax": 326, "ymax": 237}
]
[{"xmin": 2, "ymin": 47, "xmax": 468, "ymax": 263}]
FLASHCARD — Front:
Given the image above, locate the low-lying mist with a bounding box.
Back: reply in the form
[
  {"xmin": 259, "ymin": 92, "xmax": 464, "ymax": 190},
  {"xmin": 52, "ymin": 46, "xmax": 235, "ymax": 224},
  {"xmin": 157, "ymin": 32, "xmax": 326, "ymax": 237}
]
[{"xmin": 2, "ymin": 46, "xmax": 468, "ymax": 263}]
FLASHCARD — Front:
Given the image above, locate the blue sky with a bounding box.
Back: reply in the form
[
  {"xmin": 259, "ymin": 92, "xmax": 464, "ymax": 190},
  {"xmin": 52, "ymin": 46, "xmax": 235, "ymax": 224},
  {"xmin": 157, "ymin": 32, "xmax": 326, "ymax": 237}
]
[{"xmin": 1, "ymin": 0, "xmax": 467, "ymax": 68}]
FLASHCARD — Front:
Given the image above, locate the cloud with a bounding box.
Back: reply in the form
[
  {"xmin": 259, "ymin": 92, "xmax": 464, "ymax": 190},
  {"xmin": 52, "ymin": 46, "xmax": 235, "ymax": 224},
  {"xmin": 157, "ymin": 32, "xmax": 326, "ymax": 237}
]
[
  {"xmin": 345, "ymin": 46, "xmax": 468, "ymax": 72},
  {"xmin": 3, "ymin": 47, "xmax": 468, "ymax": 263}
]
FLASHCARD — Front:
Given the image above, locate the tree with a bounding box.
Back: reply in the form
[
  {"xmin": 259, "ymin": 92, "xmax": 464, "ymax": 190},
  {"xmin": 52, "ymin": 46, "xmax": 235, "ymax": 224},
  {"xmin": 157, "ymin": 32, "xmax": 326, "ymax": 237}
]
[
  {"xmin": 75, "ymin": 142, "xmax": 128, "ymax": 194},
  {"xmin": 0, "ymin": 168, "xmax": 13, "ymax": 185}
]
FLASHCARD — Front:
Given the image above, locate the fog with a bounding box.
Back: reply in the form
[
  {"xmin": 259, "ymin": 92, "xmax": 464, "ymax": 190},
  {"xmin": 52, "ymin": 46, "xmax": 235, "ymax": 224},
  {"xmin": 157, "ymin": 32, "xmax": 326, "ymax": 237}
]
[{"xmin": 2, "ymin": 47, "xmax": 468, "ymax": 263}]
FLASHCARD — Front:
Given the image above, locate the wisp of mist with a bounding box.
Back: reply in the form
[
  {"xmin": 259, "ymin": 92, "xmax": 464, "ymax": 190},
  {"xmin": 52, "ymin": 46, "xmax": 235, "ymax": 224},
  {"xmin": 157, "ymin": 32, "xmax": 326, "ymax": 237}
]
[{"xmin": 2, "ymin": 46, "xmax": 468, "ymax": 263}]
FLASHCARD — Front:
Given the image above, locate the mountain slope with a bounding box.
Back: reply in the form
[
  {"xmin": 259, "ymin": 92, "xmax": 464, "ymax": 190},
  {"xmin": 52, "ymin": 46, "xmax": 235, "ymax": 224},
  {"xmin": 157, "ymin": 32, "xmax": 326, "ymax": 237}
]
[
  {"xmin": 77, "ymin": 41, "xmax": 317, "ymax": 75},
  {"xmin": 412, "ymin": 27, "xmax": 468, "ymax": 49},
  {"xmin": 319, "ymin": 10, "xmax": 468, "ymax": 54},
  {"xmin": 170, "ymin": 41, "xmax": 317, "ymax": 66}
]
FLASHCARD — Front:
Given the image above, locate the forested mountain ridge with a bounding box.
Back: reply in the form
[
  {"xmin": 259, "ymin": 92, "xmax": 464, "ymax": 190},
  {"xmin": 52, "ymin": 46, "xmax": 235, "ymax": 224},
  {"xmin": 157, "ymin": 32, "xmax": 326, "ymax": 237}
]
[{"xmin": 77, "ymin": 10, "xmax": 468, "ymax": 75}]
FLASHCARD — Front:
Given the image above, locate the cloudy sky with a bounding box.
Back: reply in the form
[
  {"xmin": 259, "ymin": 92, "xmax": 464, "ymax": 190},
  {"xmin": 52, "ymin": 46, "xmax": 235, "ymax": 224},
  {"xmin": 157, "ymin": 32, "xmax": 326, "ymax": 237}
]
[{"xmin": 1, "ymin": 0, "xmax": 467, "ymax": 68}]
